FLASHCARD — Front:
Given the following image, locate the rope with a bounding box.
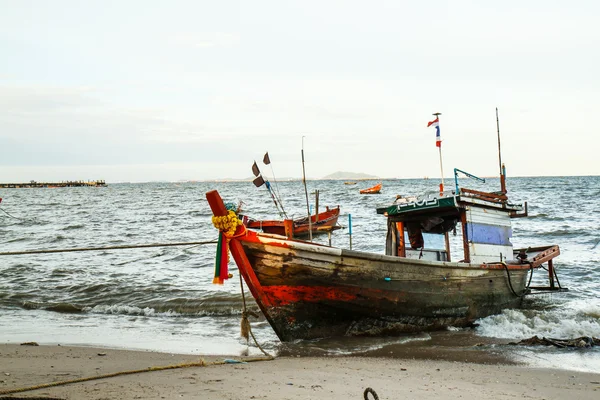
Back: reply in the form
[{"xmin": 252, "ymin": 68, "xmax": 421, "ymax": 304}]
[
  {"xmin": 0, "ymin": 207, "xmax": 28, "ymax": 220},
  {"xmin": 364, "ymin": 387, "xmax": 379, "ymax": 400},
  {"xmin": 239, "ymin": 274, "xmax": 274, "ymax": 359},
  {"xmin": 0, "ymin": 397, "xmax": 66, "ymax": 400},
  {"xmin": 0, "ymin": 241, "xmax": 218, "ymax": 257},
  {"xmin": 0, "ymin": 357, "xmax": 272, "ymax": 396},
  {"xmin": 503, "ymin": 262, "xmax": 532, "ymax": 298}
]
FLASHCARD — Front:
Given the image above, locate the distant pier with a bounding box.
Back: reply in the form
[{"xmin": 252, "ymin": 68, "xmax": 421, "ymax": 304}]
[{"xmin": 0, "ymin": 180, "xmax": 107, "ymax": 188}]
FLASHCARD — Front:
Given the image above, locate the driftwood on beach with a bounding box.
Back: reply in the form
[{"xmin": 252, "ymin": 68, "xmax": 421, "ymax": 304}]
[{"xmin": 509, "ymin": 335, "xmax": 599, "ymax": 348}]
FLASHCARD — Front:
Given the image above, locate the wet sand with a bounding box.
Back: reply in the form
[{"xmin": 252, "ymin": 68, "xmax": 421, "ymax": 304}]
[{"xmin": 1, "ymin": 343, "xmax": 600, "ymax": 399}]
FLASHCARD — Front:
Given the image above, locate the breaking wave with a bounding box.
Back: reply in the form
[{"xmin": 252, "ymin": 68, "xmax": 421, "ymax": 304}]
[
  {"xmin": 475, "ymin": 299, "xmax": 600, "ymax": 339},
  {"xmin": 83, "ymin": 303, "xmax": 246, "ymax": 317}
]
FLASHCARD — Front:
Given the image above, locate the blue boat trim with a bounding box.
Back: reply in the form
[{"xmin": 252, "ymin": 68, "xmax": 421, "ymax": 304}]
[{"xmin": 466, "ymin": 222, "xmax": 513, "ymax": 246}]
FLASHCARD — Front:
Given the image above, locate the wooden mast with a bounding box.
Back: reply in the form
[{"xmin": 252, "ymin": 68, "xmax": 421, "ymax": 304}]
[
  {"xmin": 301, "ymin": 136, "xmax": 313, "ymax": 241},
  {"xmin": 496, "ymin": 107, "xmax": 507, "ymax": 194}
]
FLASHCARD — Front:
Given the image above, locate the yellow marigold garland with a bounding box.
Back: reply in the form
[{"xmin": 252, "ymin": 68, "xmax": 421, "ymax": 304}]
[
  {"xmin": 211, "ymin": 210, "xmax": 240, "ymax": 236},
  {"xmin": 211, "ymin": 210, "xmax": 241, "ymax": 284}
]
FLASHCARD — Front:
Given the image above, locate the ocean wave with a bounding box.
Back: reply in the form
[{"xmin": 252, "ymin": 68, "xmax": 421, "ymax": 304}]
[
  {"xmin": 46, "ymin": 303, "xmax": 84, "ymax": 313},
  {"xmin": 532, "ymin": 229, "xmax": 588, "ymax": 238},
  {"xmin": 84, "ymin": 304, "xmax": 181, "ymax": 316},
  {"xmin": 0, "ymin": 264, "xmax": 34, "ymax": 278},
  {"xmin": 50, "ymin": 268, "xmax": 80, "ymax": 278},
  {"xmin": 475, "ymin": 301, "xmax": 600, "ymax": 340},
  {"xmin": 189, "ymin": 210, "xmax": 214, "ymax": 217},
  {"xmin": 21, "ymin": 301, "xmax": 84, "ymax": 313},
  {"xmin": 83, "ymin": 303, "xmax": 246, "ymax": 317},
  {"xmin": 527, "ymin": 213, "xmax": 566, "ymax": 221},
  {"xmin": 61, "ymin": 224, "xmax": 85, "ymax": 230},
  {"xmin": 1, "ymin": 237, "xmax": 31, "ymax": 244}
]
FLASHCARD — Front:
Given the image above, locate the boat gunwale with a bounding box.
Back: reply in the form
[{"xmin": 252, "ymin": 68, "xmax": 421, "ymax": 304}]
[
  {"xmin": 245, "ymin": 206, "xmax": 340, "ymax": 228},
  {"xmin": 243, "ymin": 231, "xmax": 541, "ymax": 271}
]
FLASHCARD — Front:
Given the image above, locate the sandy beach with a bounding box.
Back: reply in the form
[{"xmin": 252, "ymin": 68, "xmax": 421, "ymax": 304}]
[{"xmin": 1, "ymin": 343, "xmax": 599, "ymax": 399}]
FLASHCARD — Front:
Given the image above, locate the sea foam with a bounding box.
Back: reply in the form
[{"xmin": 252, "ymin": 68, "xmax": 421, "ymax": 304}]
[{"xmin": 476, "ymin": 299, "xmax": 600, "ymax": 339}]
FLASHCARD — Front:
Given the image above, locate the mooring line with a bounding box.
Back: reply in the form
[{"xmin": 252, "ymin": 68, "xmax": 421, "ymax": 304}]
[
  {"xmin": 0, "ymin": 240, "xmax": 218, "ymax": 256},
  {"xmin": 0, "ymin": 357, "xmax": 273, "ymax": 396},
  {"xmin": 0, "ymin": 207, "xmax": 28, "ymax": 221}
]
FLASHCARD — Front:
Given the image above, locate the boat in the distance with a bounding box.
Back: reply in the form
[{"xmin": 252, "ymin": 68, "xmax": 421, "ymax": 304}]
[
  {"xmin": 246, "ymin": 153, "xmax": 341, "ymax": 238},
  {"xmin": 360, "ymin": 182, "xmax": 382, "ymax": 194},
  {"xmin": 206, "ymin": 166, "xmax": 565, "ymax": 341},
  {"xmin": 243, "ymin": 205, "xmax": 341, "ymax": 237}
]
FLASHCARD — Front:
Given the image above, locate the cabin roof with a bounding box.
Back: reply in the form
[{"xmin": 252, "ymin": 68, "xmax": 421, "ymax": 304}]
[{"xmin": 376, "ymin": 192, "xmax": 523, "ymax": 221}]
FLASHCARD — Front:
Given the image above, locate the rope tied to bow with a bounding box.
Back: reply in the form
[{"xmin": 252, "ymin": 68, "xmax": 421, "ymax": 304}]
[{"xmin": 211, "ymin": 209, "xmax": 243, "ymax": 285}]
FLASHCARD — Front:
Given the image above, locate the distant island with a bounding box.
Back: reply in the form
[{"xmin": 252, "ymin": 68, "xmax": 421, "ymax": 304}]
[
  {"xmin": 234, "ymin": 171, "xmax": 380, "ymax": 182},
  {"xmin": 321, "ymin": 171, "xmax": 379, "ymax": 180}
]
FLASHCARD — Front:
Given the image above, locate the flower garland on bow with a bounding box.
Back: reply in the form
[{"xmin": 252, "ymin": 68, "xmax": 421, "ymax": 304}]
[{"xmin": 211, "ymin": 209, "xmax": 241, "ymax": 284}]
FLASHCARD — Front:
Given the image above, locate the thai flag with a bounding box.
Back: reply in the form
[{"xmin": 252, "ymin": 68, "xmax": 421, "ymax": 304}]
[{"xmin": 427, "ymin": 117, "xmax": 441, "ymax": 148}]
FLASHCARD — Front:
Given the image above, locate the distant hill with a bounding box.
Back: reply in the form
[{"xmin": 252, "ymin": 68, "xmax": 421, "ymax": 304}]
[{"xmin": 322, "ymin": 171, "xmax": 379, "ymax": 180}]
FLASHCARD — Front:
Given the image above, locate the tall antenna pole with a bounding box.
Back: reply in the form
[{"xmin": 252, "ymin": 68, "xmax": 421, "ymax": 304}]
[
  {"xmin": 264, "ymin": 153, "xmax": 288, "ymax": 218},
  {"xmin": 433, "ymin": 112, "xmax": 444, "ymax": 195},
  {"xmin": 301, "ymin": 136, "xmax": 313, "ymax": 241},
  {"xmin": 496, "ymin": 107, "xmax": 506, "ymax": 193}
]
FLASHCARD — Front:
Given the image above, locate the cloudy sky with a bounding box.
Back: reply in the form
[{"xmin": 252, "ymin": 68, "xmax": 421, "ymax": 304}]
[{"xmin": 1, "ymin": 0, "xmax": 598, "ymax": 182}]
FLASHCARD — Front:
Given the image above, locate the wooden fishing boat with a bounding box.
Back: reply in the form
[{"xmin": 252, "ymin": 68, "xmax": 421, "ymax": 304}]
[
  {"xmin": 206, "ymin": 181, "xmax": 565, "ymax": 342},
  {"xmin": 243, "ymin": 206, "xmax": 341, "ymax": 237},
  {"xmin": 360, "ymin": 182, "xmax": 382, "ymax": 194},
  {"xmin": 344, "ymin": 181, "xmax": 357, "ymax": 185}
]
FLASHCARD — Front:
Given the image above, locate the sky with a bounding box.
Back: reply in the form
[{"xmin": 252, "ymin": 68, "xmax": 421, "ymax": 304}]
[{"xmin": 1, "ymin": 0, "xmax": 598, "ymax": 182}]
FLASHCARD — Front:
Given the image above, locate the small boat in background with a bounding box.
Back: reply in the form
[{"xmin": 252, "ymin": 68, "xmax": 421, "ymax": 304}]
[
  {"xmin": 360, "ymin": 182, "xmax": 382, "ymax": 194},
  {"xmin": 344, "ymin": 181, "xmax": 357, "ymax": 185},
  {"xmin": 243, "ymin": 205, "xmax": 341, "ymax": 238},
  {"xmin": 247, "ymin": 151, "xmax": 342, "ymax": 238}
]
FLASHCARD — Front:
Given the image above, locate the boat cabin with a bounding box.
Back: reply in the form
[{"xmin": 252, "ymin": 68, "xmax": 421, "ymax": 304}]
[{"xmin": 376, "ymin": 189, "xmax": 525, "ymax": 264}]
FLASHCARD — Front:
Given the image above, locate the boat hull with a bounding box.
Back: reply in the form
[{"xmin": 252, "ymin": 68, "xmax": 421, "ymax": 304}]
[
  {"xmin": 234, "ymin": 233, "xmax": 529, "ymax": 342},
  {"xmin": 245, "ymin": 207, "xmax": 340, "ymax": 237},
  {"xmin": 360, "ymin": 183, "xmax": 382, "ymax": 194}
]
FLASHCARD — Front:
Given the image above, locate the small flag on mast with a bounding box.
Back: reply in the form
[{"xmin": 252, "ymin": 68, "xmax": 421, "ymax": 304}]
[
  {"xmin": 252, "ymin": 175, "xmax": 265, "ymax": 187},
  {"xmin": 263, "ymin": 152, "xmax": 271, "ymax": 165},
  {"xmin": 251, "ymin": 161, "xmax": 260, "ymax": 177},
  {"xmin": 427, "ymin": 117, "xmax": 441, "ymax": 148}
]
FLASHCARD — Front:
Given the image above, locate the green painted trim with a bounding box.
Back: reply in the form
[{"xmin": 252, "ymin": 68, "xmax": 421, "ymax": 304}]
[{"xmin": 377, "ymin": 196, "xmax": 458, "ymax": 216}]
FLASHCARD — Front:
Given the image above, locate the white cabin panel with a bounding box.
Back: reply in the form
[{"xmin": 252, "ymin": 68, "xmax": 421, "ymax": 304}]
[
  {"xmin": 469, "ymin": 243, "xmax": 514, "ymax": 264},
  {"xmin": 466, "ymin": 207, "xmax": 512, "ymax": 227}
]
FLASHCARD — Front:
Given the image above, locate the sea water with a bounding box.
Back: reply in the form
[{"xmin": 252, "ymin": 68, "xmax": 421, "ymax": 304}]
[{"xmin": 1, "ymin": 177, "xmax": 599, "ymax": 371}]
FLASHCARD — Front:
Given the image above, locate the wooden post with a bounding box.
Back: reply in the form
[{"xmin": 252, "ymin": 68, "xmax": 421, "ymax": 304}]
[
  {"xmin": 284, "ymin": 219, "xmax": 294, "ymax": 238},
  {"xmin": 460, "ymin": 210, "xmax": 470, "ymax": 263},
  {"xmin": 301, "ymin": 138, "xmax": 312, "ymax": 241},
  {"xmin": 315, "ymin": 190, "xmax": 320, "ymax": 222},
  {"xmin": 206, "ymin": 190, "xmax": 228, "ymax": 217},
  {"xmin": 348, "ymin": 213, "xmax": 353, "ymax": 250},
  {"xmin": 444, "ymin": 231, "xmax": 451, "ymax": 262},
  {"xmin": 548, "ymin": 259, "xmax": 555, "ymax": 289},
  {"xmin": 396, "ymin": 222, "xmax": 406, "ymax": 257},
  {"xmin": 432, "ymin": 112, "xmax": 444, "ymax": 196},
  {"xmin": 496, "ymin": 108, "xmax": 507, "ymax": 194}
]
